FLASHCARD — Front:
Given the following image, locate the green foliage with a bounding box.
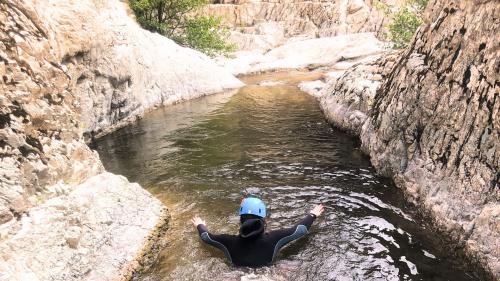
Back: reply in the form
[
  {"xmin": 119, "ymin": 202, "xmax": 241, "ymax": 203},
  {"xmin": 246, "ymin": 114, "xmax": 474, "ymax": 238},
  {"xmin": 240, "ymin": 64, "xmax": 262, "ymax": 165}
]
[
  {"xmin": 129, "ymin": 0, "xmax": 234, "ymax": 56},
  {"xmin": 373, "ymin": 0, "xmax": 390, "ymax": 14},
  {"xmin": 179, "ymin": 16, "xmax": 236, "ymax": 56},
  {"xmin": 388, "ymin": 7, "xmax": 424, "ymax": 48},
  {"xmin": 408, "ymin": 0, "xmax": 429, "ymax": 10},
  {"xmin": 374, "ymin": 0, "xmax": 428, "ymax": 49}
]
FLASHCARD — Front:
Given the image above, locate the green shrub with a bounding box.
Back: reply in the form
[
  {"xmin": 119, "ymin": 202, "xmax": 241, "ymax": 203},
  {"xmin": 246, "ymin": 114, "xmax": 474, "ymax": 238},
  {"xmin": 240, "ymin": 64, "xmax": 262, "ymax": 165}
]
[
  {"xmin": 375, "ymin": 0, "xmax": 429, "ymax": 49},
  {"xmin": 388, "ymin": 7, "xmax": 424, "ymax": 48},
  {"xmin": 410, "ymin": 0, "xmax": 430, "ymax": 10},
  {"xmin": 179, "ymin": 16, "xmax": 236, "ymax": 56},
  {"xmin": 129, "ymin": 0, "xmax": 234, "ymax": 56}
]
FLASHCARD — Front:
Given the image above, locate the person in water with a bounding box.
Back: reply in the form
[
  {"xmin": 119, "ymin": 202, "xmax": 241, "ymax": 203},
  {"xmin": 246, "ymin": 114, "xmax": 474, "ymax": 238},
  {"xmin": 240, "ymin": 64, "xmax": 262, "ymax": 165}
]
[{"xmin": 191, "ymin": 197, "xmax": 325, "ymax": 267}]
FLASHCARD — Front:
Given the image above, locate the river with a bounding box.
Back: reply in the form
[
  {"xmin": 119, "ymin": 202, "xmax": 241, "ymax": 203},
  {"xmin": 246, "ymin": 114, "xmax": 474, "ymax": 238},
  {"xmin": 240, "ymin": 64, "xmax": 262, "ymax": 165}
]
[{"xmin": 92, "ymin": 72, "xmax": 477, "ymax": 281}]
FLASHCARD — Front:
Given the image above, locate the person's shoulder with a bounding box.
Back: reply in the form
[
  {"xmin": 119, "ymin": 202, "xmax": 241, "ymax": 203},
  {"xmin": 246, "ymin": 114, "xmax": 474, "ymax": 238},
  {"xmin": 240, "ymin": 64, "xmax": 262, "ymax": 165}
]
[
  {"xmin": 266, "ymin": 228, "xmax": 290, "ymax": 237},
  {"xmin": 210, "ymin": 233, "xmax": 239, "ymax": 240}
]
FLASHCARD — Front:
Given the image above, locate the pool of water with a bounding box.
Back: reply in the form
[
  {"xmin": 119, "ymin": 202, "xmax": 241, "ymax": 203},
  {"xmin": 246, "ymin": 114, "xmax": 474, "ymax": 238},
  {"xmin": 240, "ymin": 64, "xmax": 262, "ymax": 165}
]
[{"xmin": 92, "ymin": 73, "xmax": 477, "ymax": 281}]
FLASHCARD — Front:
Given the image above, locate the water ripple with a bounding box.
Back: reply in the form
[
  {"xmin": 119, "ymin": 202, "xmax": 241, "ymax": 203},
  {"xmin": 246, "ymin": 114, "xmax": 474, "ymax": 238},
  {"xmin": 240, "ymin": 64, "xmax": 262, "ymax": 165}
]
[{"xmin": 93, "ymin": 78, "xmax": 477, "ymax": 281}]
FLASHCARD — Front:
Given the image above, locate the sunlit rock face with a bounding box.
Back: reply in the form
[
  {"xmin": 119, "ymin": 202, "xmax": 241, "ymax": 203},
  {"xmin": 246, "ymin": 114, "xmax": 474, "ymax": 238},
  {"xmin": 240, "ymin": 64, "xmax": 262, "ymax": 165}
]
[
  {"xmin": 205, "ymin": 0, "xmax": 392, "ymax": 51},
  {"xmin": 0, "ymin": 0, "xmax": 105, "ymax": 230},
  {"xmin": 318, "ymin": 0, "xmax": 499, "ymax": 278},
  {"xmin": 209, "ymin": 1, "xmax": 392, "ymax": 79},
  {"xmin": 0, "ymin": 173, "xmax": 169, "ymax": 281},
  {"xmin": 217, "ymin": 32, "xmax": 386, "ymax": 75},
  {"xmin": 0, "ymin": 0, "xmax": 242, "ymax": 279}
]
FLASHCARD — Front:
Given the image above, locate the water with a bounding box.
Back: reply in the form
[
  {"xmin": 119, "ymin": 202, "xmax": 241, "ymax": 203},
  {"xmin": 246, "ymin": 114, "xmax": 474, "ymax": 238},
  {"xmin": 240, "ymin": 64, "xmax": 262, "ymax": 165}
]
[{"xmin": 92, "ymin": 72, "xmax": 477, "ymax": 281}]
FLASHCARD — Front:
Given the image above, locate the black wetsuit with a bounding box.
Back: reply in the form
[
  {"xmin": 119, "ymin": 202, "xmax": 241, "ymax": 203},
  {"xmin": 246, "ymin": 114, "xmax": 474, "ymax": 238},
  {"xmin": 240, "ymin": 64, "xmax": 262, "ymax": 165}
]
[{"xmin": 196, "ymin": 214, "xmax": 316, "ymax": 267}]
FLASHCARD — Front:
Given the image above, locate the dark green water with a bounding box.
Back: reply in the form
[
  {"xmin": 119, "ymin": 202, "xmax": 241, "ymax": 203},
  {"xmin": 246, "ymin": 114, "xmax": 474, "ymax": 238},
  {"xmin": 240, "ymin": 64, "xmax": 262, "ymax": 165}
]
[{"xmin": 92, "ymin": 74, "xmax": 477, "ymax": 281}]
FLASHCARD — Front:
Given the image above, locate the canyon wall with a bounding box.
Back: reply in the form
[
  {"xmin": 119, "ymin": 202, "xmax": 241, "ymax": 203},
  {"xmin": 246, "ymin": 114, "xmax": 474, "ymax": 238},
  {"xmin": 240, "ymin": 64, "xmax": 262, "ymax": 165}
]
[
  {"xmin": 318, "ymin": 0, "xmax": 499, "ymax": 278},
  {"xmin": 209, "ymin": 0, "xmax": 392, "ymax": 80},
  {"xmin": 0, "ymin": 0, "xmax": 241, "ymax": 279},
  {"xmin": 205, "ymin": 0, "xmax": 392, "ymax": 51}
]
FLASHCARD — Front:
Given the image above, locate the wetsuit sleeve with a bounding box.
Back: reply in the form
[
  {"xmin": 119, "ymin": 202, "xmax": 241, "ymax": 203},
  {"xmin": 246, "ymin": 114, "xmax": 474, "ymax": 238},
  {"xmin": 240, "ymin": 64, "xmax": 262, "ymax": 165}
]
[
  {"xmin": 196, "ymin": 224, "xmax": 233, "ymax": 264},
  {"xmin": 269, "ymin": 214, "xmax": 317, "ymax": 261},
  {"xmin": 294, "ymin": 213, "xmax": 316, "ymax": 230}
]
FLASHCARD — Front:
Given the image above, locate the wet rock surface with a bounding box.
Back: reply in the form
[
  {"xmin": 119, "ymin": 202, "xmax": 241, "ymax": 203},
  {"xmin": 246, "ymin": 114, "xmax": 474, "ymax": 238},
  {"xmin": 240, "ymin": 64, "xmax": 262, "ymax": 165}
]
[{"xmin": 317, "ymin": 0, "xmax": 499, "ymax": 278}]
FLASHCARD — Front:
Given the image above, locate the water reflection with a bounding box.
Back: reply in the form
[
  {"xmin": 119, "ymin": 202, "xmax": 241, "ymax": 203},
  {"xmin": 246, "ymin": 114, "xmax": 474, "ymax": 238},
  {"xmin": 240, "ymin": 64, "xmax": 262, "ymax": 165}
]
[{"xmin": 93, "ymin": 73, "xmax": 477, "ymax": 281}]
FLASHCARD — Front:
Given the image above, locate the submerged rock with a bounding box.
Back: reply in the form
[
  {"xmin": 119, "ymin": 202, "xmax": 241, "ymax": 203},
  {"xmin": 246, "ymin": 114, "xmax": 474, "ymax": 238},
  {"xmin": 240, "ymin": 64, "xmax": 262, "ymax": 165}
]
[{"xmin": 319, "ymin": 0, "xmax": 499, "ymax": 278}]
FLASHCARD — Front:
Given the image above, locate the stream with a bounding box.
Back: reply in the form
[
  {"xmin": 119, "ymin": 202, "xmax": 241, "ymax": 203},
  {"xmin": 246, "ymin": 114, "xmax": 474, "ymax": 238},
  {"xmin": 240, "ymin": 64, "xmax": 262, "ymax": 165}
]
[{"xmin": 92, "ymin": 72, "xmax": 477, "ymax": 281}]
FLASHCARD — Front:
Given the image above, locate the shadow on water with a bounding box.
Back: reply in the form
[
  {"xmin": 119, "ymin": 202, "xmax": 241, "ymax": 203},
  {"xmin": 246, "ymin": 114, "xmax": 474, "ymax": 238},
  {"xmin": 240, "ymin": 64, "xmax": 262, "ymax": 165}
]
[{"xmin": 91, "ymin": 72, "xmax": 479, "ymax": 281}]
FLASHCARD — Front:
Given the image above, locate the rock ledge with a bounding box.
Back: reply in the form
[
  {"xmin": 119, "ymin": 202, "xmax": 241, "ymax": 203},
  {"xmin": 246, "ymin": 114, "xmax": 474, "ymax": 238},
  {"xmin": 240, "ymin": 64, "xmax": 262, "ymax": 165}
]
[{"xmin": 0, "ymin": 173, "xmax": 169, "ymax": 281}]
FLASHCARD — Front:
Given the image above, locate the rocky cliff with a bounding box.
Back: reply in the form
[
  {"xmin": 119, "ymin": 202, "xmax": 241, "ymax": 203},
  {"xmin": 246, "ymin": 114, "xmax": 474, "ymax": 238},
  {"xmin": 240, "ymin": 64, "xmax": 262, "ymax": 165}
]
[
  {"xmin": 210, "ymin": 0, "xmax": 393, "ymax": 80},
  {"xmin": 317, "ymin": 0, "xmax": 499, "ymax": 278},
  {"xmin": 0, "ymin": 0, "xmax": 242, "ymax": 279},
  {"xmin": 206, "ymin": 0, "xmax": 390, "ymax": 51}
]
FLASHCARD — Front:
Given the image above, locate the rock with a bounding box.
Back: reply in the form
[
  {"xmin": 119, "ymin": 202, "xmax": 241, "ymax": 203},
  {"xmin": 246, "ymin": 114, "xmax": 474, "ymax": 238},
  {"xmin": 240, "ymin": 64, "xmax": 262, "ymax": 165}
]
[
  {"xmin": 319, "ymin": 0, "xmax": 499, "ymax": 278},
  {"xmin": 0, "ymin": 204, "xmax": 13, "ymax": 225},
  {"xmin": 298, "ymin": 80, "xmax": 327, "ymax": 98},
  {"xmin": 0, "ymin": 173, "xmax": 169, "ymax": 281},
  {"xmin": 0, "ymin": 0, "xmax": 242, "ymax": 231},
  {"xmin": 319, "ymin": 52, "xmax": 399, "ymax": 134},
  {"xmin": 241, "ymin": 273, "xmax": 274, "ymax": 281},
  {"xmin": 228, "ymin": 22, "xmax": 286, "ymax": 52},
  {"xmin": 205, "ymin": 0, "xmax": 389, "ymax": 50},
  {"xmin": 48, "ymin": 0, "xmax": 243, "ymax": 138},
  {"xmin": 348, "ymin": 0, "xmax": 368, "ymax": 14},
  {"xmin": 0, "ymin": 0, "xmax": 241, "ymax": 279},
  {"xmin": 64, "ymin": 226, "xmax": 81, "ymax": 249},
  {"xmin": 216, "ymin": 50, "xmax": 269, "ymax": 75},
  {"xmin": 0, "ymin": 61, "xmax": 5, "ymax": 76},
  {"xmin": 218, "ymin": 32, "xmax": 386, "ymax": 75}
]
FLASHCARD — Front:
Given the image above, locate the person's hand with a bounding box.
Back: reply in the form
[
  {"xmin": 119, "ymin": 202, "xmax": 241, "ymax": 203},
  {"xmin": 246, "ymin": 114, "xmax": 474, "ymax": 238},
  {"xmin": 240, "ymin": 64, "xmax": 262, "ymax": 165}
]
[
  {"xmin": 191, "ymin": 215, "xmax": 206, "ymax": 227},
  {"xmin": 310, "ymin": 204, "xmax": 325, "ymax": 217}
]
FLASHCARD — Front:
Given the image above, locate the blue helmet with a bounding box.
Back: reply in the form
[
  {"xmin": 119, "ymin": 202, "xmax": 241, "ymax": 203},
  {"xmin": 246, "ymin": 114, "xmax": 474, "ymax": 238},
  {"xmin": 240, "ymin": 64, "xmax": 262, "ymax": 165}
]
[{"xmin": 239, "ymin": 197, "xmax": 266, "ymax": 218}]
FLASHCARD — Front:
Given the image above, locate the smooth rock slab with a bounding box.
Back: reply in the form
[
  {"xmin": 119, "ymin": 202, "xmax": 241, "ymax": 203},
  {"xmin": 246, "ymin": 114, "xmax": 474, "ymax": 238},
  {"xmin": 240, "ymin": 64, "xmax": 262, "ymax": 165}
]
[
  {"xmin": 0, "ymin": 172, "xmax": 168, "ymax": 281},
  {"xmin": 218, "ymin": 33, "xmax": 386, "ymax": 75}
]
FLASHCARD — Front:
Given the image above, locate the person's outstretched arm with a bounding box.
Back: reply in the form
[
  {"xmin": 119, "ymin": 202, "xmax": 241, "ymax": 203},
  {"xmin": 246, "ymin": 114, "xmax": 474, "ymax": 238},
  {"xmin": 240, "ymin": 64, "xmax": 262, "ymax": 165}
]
[
  {"xmin": 192, "ymin": 215, "xmax": 233, "ymax": 263},
  {"xmin": 269, "ymin": 204, "xmax": 324, "ymax": 261}
]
